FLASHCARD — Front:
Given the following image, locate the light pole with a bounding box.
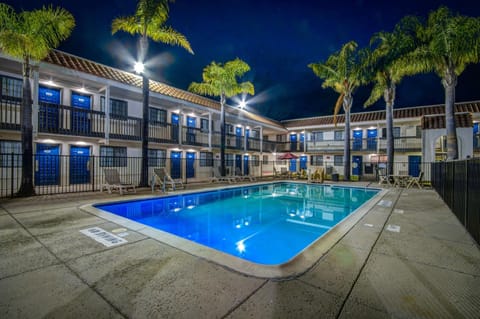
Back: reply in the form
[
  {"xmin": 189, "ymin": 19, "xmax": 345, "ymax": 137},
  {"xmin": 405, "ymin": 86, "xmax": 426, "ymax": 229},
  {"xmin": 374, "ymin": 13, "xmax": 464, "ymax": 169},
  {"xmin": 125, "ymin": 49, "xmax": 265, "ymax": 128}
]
[{"xmin": 135, "ymin": 61, "xmax": 149, "ymax": 187}]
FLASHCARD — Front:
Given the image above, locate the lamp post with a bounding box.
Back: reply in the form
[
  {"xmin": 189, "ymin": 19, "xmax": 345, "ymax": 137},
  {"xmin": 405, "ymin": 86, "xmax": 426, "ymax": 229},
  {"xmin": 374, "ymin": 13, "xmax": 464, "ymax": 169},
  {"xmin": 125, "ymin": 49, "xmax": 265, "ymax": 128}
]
[{"xmin": 135, "ymin": 61, "xmax": 149, "ymax": 187}]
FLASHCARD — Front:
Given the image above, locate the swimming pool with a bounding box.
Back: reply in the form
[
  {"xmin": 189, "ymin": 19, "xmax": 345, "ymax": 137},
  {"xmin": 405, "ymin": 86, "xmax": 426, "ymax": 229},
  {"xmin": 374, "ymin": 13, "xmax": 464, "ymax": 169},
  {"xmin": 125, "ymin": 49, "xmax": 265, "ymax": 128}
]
[{"xmin": 94, "ymin": 182, "xmax": 380, "ymax": 266}]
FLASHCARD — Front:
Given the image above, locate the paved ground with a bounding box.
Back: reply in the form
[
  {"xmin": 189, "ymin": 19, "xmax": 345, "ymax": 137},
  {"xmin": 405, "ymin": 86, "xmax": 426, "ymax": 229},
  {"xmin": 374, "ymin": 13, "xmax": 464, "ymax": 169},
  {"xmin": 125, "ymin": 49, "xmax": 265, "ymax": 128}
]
[{"xmin": 1, "ymin": 183, "xmax": 479, "ymax": 318}]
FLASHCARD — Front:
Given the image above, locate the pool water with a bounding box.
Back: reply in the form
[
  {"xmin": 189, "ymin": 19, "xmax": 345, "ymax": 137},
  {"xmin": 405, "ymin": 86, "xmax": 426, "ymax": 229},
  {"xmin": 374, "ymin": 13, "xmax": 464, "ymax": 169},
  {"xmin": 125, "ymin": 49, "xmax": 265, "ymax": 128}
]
[{"xmin": 96, "ymin": 183, "xmax": 379, "ymax": 265}]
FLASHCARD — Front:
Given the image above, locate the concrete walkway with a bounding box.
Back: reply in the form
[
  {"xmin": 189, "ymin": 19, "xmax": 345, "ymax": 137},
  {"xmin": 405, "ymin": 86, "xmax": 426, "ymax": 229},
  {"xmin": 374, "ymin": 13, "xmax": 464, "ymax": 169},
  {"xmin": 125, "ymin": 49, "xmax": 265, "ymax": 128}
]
[{"xmin": 1, "ymin": 185, "xmax": 479, "ymax": 318}]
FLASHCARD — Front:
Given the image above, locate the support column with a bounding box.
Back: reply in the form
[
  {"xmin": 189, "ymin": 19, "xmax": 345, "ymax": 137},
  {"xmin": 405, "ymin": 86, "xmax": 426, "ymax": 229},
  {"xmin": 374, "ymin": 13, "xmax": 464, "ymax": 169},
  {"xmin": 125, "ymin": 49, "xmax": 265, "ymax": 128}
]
[
  {"xmin": 31, "ymin": 67, "xmax": 39, "ymax": 139},
  {"xmin": 104, "ymin": 85, "xmax": 110, "ymax": 145},
  {"xmin": 208, "ymin": 112, "xmax": 212, "ymax": 150}
]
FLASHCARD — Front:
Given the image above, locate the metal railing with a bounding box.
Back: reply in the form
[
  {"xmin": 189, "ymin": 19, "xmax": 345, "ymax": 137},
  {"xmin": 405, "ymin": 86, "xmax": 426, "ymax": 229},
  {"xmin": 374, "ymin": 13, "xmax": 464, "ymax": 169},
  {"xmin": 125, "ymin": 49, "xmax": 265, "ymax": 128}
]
[{"xmin": 431, "ymin": 158, "xmax": 479, "ymax": 244}]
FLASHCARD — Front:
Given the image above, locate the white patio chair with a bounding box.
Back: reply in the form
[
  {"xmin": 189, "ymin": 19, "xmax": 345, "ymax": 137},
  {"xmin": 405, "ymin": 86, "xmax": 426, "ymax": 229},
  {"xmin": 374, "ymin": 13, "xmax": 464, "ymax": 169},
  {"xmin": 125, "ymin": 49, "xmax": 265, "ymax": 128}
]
[{"xmin": 102, "ymin": 169, "xmax": 136, "ymax": 195}]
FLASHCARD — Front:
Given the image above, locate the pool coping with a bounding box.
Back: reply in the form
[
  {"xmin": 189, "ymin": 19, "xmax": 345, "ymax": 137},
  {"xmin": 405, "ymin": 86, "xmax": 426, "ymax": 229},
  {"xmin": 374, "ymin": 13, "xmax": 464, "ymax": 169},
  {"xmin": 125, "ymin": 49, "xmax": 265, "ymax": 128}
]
[{"xmin": 80, "ymin": 182, "xmax": 388, "ymax": 279}]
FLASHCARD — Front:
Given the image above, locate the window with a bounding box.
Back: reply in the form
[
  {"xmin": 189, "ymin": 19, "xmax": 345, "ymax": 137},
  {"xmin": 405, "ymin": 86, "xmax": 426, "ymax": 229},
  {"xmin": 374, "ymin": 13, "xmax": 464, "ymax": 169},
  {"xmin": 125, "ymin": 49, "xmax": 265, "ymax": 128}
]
[
  {"xmin": 100, "ymin": 146, "xmax": 127, "ymax": 167},
  {"xmin": 334, "ymin": 155, "xmax": 344, "ymax": 166},
  {"xmin": 416, "ymin": 126, "xmax": 422, "ymax": 137},
  {"xmin": 382, "ymin": 127, "xmax": 401, "ymax": 138},
  {"xmin": 312, "ymin": 131, "xmax": 324, "ymax": 141},
  {"xmin": 148, "ymin": 149, "xmax": 166, "ymax": 167},
  {"xmin": 252, "ymin": 155, "xmax": 260, "ymax": 166},
  {"xmin": 310, "ymin": 155, "xmax": 323, "ymax": 166},
  {"xmin": 225, "ymin": 124, "xmax": 233, "ymax": 134},
  {"xmin": 149, "ymin": 108, "xmax": 167, "ymax": 124},
  {"xmin": 226, "ymin": 154, "xmax": 234, "ymax": 166},
  {"xmin": 1, "ymin": 76, "xmax": 22, "ymax": 98},
  {"xmin": 101, "ymin": 97, "xmax": 128, "ymax": 118},
  {"xmin": 276, "ymin": 134, "xmax": 284, "ymax": 142},
  {"xmin": 200, "ymin": 152, "xmax": 213, "ymax": 167},
  {"xmin": 0, "ymin": 140, "xmax": 21, "ymax": 167},
  {"xmin": 334, "ymin": 130, "xmax": 344, "ymax": 141},
  {"xmin": 200, "ymin": 118, "xmax": 210, "ymax": 132},
  {"xmin": 262, "ymin": 155, "xmax": 269, "ymax": 164}
]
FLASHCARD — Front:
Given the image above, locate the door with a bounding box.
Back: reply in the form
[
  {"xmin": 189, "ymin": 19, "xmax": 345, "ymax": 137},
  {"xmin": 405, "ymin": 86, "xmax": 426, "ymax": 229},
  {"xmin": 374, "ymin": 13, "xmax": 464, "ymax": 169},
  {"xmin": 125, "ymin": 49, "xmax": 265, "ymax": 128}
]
[
  {"xmin": 290, "ymin": 133, "xmax": 297, "ymax": 151},
  {"xmin": 70, "ymin": 146, "xmax": 90, "ymax": 184},
  {"xmin": 71, "ymin": 92, "xmax": 91, "ymax": 133},
  {"xmin": 186, "ymin": 152, "xmax": 195, "ymax": 178},
  {"xmin": 300, "ymin": 155, "xmax": 307, "ymax": 170},
  {"xmin": 408, "ymin": 155, "xmax": 421, "ymax": 177},
  {"xmin": 235, "ymin": 154, "xmax": 242, "ymax": 174},
  {"xmin": 352, "ymin": 156, "xmax": 362, "ymax": 176},
  {"xmin": 474, "ymin": 123, "xmax": 479, "ymax": 149},
  {"xmin": 170, "ymin": 151, "xmax": 182, "ymax": 179},
  {"xmin": 243, "ymin": 155, "xmax": 249, "ymax": 176},
  {"xmin": 35, "ymin": 144, "xmax": 60, "ymax": 186},
  {"xmin": 186, "ymin": 116, "xmax": 196, "ymax": 144},
  {"xmin": 300, "ymin": 133, "xmax": 305, "ymax": 151},
  {"xmin": 171, "ymin": 113, "xmax": 179, "ymax": 142},
  {"xmin": 38, "ymin": 86, "xmax": 60, "ymax": 132},
  {"xmin": 289, "ymin": 159, "xmax": 297, "ymax": 172},
  {"xmin": 235, "ymin": 127, "xmax": 242, "ymax": 149},
  {"xmin": 245, "ymin": 129, "xmax": 250, "ymax": 150},
  {"xmin": 353, "ymin": 130, "xmax": 362, "ymax": 150},
  {"xmin": 367, "ymin": 129, "xmax": 377, "ymax": 150}
]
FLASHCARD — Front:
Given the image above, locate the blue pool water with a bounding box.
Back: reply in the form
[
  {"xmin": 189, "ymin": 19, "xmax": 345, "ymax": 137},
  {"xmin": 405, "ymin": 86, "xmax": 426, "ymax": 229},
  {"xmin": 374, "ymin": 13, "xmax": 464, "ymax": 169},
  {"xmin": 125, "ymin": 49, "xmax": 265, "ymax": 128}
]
[{"xmin": 95, "ymin": 183, "xmax": 379, "ymax": 265}]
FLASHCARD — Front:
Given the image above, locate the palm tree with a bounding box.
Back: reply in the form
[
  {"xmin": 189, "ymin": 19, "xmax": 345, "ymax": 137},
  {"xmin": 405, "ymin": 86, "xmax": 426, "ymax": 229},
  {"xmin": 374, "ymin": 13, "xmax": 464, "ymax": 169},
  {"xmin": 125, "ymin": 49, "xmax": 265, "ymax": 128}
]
[
  {"xmin": 403, "ymin": 6, "xmax": 480, "ymax": 160},
  {"xmin": 112, "ymin": 0, "xmax": 193, "ymax": 187},
  {"xmin": 308, "ymin": 41, "xmax": 365, "ymax": 181},
  {"xmin": 0, "ymin": 4, "xmax": 75, "ymax": 196},
  {"xmin": 188, "ymin": 58, "xmax": 254, "ymax": 176},
  {"xmin": 364, "ymin": 16, "xmax": 420, "ymax": 175}
]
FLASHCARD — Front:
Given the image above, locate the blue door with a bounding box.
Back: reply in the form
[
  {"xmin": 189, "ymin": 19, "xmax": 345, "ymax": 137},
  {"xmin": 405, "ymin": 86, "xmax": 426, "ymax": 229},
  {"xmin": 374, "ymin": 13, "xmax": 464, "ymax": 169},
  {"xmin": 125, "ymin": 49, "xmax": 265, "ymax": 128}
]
[
  {"xmin": 290, "ymin": 134, "xmax": 297, "ymax": 151},
  {"xmin": 235, "ymin": 127, "xmax": 242, "ymax": 149},
  {"xmin": 300, "ymin": 133, "xmax": 305, "ymax": 151},
  {"xmin": 38, "ymin": 86, "xmax": 60, "ymax": 132},
  {"xmin": 171, "ymin": 114, "xmax": 179, "ymax": 142},
  {"xmin": 35, "ymin": 144, "xmax": 60, "ymax": 186},
  {"xmin": 408, "ymin": 155, "xmax": 421, "ymax": 177},
  {"xmin": 289, "ymin": 159, "xmax": 297, "ymax": 172},
  {"xmin": 187, "ymin": 116, "xmax": 196, "ymax": 144},
  {"xmin": 300, "ymin": 155, "xmax": 307, "ymax": 170},
  {"xmin": 367, "ymin": 129, "xmax": 377, "ymax": 150},
  {"xmin": 243, "ymin": 155, "xmax": 249, "ymax": 175},
  {"xmin": 352, "ymin": 156, "xmax": 362, "ymax": 176},
  {"xmin": 186, "ymin": 152, "xmax": 195, "ymax": 178},
  {"xmin": 245, "ymin": 129, "xmax": 250, "ymax": 149},
  {"xmin": 171, "ymin": 151, "xmax": 182, "ymax": 179},
  {"xmin": 235, "ymin": 154, "xmax": 242, "ymax": 173},
  {"xmin": 70, "ymin": 146, "xmax": 90, "ymax": 184},
  {"xmin": 353, "ymin": 130, "xmax": 362, "ymax": 150},
  {"xmin": 71, "ymin": 92, "xmax": 91, "ymax": 133}
]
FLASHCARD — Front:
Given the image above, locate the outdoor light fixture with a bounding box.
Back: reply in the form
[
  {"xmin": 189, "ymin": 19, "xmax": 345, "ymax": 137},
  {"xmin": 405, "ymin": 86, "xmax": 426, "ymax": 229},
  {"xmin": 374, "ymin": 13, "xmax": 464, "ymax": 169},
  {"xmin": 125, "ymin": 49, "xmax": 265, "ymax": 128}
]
[
  {"xmin": 238, "ymin": 100, "xmax": 247, "ymax": 109},
  {"xmin": 134, "ymin": 61, "xmax": 145, "ymax": 74}
]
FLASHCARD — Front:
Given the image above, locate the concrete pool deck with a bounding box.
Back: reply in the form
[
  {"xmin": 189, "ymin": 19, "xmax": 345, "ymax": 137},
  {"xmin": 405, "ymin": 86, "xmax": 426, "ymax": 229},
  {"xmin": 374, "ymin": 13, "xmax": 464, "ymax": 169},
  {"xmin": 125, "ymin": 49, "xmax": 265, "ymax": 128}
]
[{"xmin": 1, "ymin": 183, "xmax": 479, "ymax": 318}]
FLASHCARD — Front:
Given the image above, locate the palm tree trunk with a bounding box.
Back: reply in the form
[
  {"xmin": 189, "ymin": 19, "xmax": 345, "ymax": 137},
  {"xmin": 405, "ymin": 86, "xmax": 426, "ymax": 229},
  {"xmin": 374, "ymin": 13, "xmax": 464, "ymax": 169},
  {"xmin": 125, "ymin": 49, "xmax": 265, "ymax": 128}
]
[
  {"xmin": 139, "ymin": 35, "xmax": 149, "ymax": 187},
  {"xmin": 139, "ymin": 74, "xmax": 149, "ymax": 187},
  {"xmin": 443, "ymin": 68, "xmax": 458, "ymax": 160},
  {"xmin": 384, "ymin": 84, "xmax": 395, "ymax": 175},
  {"xmin": 17, "ymin": 58, "xmax": 35, "ymax": 196},
  {"xmin": 220, "ymin": 93, "xmax": 226, "ymax": 176},
  {"xmin": 343, "ymin": 93, "xmax": 352, "ymax": 181}
]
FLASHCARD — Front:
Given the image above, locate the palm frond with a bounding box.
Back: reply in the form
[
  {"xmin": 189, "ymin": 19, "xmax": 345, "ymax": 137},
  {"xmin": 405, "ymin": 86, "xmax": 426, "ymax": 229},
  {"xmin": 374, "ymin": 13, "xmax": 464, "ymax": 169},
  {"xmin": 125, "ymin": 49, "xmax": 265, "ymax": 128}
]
[
  {"xmin": 148, "ymin": 26, "xmax": 193, "ymax": 53},
  {"xmin": 112, "ymin": 16, "xmax": 141, "ymax": 35},
  {"xmin": 364, "ymin": 81, "xmax": 386, "ymax": 107},
  {"xmin": 333, "ymin": 93, "xmax": 344, "ymax": 126}
]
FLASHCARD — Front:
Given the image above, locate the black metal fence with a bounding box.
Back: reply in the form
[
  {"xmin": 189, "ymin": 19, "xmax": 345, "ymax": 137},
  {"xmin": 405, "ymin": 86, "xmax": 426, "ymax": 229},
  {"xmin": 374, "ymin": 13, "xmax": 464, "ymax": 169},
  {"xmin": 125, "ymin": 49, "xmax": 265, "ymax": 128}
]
[{"xmin": 431, "ymin": 158, "xmax": 480, "ymax": 244}]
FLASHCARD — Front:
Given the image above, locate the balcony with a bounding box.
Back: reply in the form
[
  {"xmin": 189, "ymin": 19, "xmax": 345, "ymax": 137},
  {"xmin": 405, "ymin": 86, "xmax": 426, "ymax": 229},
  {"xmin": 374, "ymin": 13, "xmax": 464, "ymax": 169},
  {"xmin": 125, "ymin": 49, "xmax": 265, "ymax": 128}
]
[{"xmin": 306, "ymin": 137, "xmax": 422, "ymax": 153}]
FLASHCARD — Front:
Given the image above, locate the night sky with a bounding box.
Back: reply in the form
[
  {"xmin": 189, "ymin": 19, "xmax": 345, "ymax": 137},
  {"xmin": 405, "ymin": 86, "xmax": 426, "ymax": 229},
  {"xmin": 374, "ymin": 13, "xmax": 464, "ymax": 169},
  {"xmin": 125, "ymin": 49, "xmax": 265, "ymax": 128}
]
[{"xmin": 5, "ymin": 0, "xmax": 480, "ymax": 120}]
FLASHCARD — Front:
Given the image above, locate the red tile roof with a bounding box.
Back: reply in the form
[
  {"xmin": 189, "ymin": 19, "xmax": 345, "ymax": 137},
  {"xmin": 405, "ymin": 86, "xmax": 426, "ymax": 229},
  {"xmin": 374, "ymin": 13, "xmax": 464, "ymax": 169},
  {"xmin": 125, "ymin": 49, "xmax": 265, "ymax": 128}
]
[
  {"xmin": 421, "ymin": 112, "xmax": 473, "ymax": 129},
  {"xmin": 282, "ymin": 101, "xmax": 480, "ymax": 128},
  {"xmin": 42, "ymin": 50, "xmax": 284, "ymax": 130}
]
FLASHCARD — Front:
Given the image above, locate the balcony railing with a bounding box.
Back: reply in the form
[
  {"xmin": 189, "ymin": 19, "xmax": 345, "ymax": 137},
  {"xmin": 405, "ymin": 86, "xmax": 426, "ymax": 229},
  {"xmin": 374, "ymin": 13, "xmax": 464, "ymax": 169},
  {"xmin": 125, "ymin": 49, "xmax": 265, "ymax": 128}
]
[
  {"xmin": 306, "ymin": 137, "xmax": 422, "ymax": 153},
  {"xmin": 0, "ymin": 96, "xmax": 21, "ymax": 130}
]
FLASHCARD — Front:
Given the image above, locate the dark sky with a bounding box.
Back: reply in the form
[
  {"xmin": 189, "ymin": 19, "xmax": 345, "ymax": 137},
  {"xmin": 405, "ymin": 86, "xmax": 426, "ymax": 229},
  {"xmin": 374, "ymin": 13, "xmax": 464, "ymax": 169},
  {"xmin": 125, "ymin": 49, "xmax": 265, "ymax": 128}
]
[{"xmin": 6, "ymin": 0, "xmax": 480, "ymax": 120}]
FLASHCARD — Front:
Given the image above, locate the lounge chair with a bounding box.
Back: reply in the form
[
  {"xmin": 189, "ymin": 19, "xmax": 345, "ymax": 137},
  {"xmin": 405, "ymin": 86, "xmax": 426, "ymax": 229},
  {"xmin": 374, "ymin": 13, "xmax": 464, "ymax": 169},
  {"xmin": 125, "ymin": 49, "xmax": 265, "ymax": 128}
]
[
  {"xmin": 235, "ymin": 167, "xmax": 257, "ymax": 182},
  {"xmin": 311, "ymin": 168, "xmax": 324, "ymax": 183},
  {"xmin": 406, "ymin": 171, "xmax": 424, "ymax": 189},
  {"xmin": 378, "ymin": 168, "xmax": 391, "ymax": 186},
  {"xmin": 153, "ymin": 168, "xmax": 184, "ymax": 192},
  {"xmin": 101, "ymin": 169, "xmax": 136, "ymax": 195},
  {"xmin": 212, "ymin": 166, "xmax": 236, "ymax": 184}
]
